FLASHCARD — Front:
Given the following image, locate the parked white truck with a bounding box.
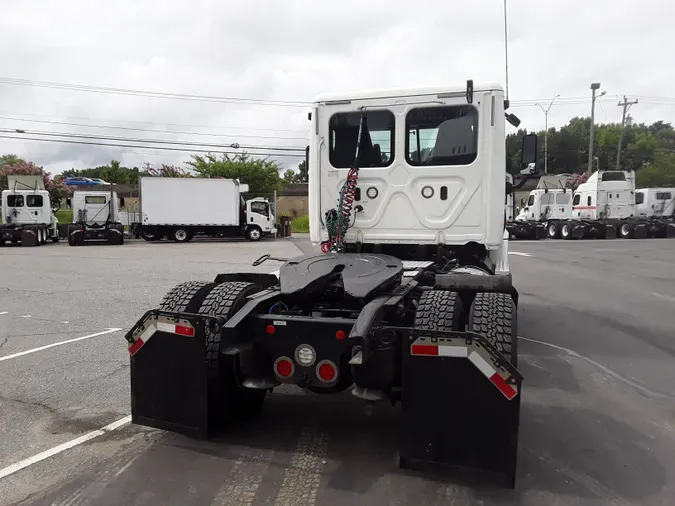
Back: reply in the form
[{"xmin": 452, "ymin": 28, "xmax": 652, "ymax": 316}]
[
  {"xmin": 134, "ymin": 177, "xmax": 276, "ymax": 242},
  {"xmin": 510, "ymin": 170, "xmax": 675, "ymax": 239},
  {"xmin": 0, "ymin": 175, "xmax": 60, "ymax": 246},
  {"xmin": 636, "ymin": 187, "xmax": 675, "ymax": 219},
  {"xmin": 67, "ymin": 189, "xmax": 125, "ymax": 246}
]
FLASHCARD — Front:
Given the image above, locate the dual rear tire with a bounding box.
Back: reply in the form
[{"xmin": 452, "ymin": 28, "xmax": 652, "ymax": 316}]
[
  {"xmin": 158, "ymin": 280, "xmax": 266, "ymax": 429},
  {"xmin": 414, "ymin": 289, "xmax": 516, "ymax": 365}
]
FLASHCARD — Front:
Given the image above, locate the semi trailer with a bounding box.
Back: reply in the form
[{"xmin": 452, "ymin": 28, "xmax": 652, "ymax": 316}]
[
  {"xmin": 67, "ymin": 189, "xmax": 125, "ymax": 246},
  {"xmin": 0, "ymin": 175, "xmax": 60, "ymax": 246},
  {"xmin": 124, "ymin": 81, "xmax": 532, "ymax": 487},
  {"xmin": 134, "ymin": 177, "xmax": 276, "ymax": 242}
]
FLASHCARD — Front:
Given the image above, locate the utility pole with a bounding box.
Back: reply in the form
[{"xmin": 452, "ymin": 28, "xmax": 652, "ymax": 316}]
[
  {"xmin": 616, "ymin": 96, "xmax": 638, "ymax": 171},
  {"xmin": 588, "ymin": 83, "xmax": 606, "ymax": 175},
  {"xmin": 538, "ymin": 94, "xmax": 560, "ymax": 174}
]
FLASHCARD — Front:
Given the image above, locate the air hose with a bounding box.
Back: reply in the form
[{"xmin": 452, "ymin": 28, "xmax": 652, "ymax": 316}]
[{"xmin": 321, "ymin": 111, "xmax": 366, "ymax": 253}]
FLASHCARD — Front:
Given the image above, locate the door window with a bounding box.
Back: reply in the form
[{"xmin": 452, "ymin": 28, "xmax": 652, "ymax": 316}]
[
  {"xmin": 27, "ymin": 195, "xmax": 43, "ymax": 207},
  {"xmin": 7, "ymin": 195, "xmax": 24, "ymax": 207},
  {"xmin": 329, "ymin": 110, "xmax": 395, "ymax": 168},
  {"xmin": 405, "ymin": 105, "xmax": 478, "ymax": 166},
  {"xmin": 250, "ymin": 201, "xmax": 269, "ymax": 216}
]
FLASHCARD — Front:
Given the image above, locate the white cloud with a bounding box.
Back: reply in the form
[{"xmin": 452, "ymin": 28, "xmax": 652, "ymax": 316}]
[{"xmin": 0, "ymin": 0, "xmax": 673, "ymax": 173}]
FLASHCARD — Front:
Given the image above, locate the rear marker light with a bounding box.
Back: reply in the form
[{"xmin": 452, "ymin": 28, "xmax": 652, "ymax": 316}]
[
  {"xmin": 316, "ymin": 360, "xmax": 338, "ymax": 383},
  {"xmin": 175, "ymin": 325, "xmax": 194, "ymax": 337},
  {"xmin": 266, "ymin": 325, "xmax": 275, "ymax": 335},
  {"xmin": 274, "ymin": 357, "xmax": 294, "ymax": 378},
  {"xmin": 335, "ymin": 330, "xmax": 346, "ymax": 340}
]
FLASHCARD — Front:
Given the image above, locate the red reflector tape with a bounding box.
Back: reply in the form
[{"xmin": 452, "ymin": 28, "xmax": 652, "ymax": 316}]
[
  {"xmin": 175, "ymin": 325, "xmax": 195, "ymax": 337},
  {"xmin": 410, "ymin": 344, "xmax": 439, "ymax": 356},
  {"xmin": 128, "ymin": 337, "xmax": 145, "ymax": 356},
  {"xmin": 490, "ymin": 372, "xmax": 518, "ymax": 400}
]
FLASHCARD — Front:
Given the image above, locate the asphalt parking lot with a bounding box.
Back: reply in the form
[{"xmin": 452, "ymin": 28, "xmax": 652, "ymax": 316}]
[{"xmin": 1, "ymin": 236, "xmax": 675, "ymax": 505}]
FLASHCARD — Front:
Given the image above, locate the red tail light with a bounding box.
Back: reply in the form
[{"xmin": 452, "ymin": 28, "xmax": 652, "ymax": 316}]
[
  {"xmin": 316, "ymin": 360, "xmax": 337, "ymax": 383},
  {"xmin": 335, "ymin": 329, "xmax": 346, "ymax": 340},
  {"xmin": 274, "ymin": 357, "xmax": 294, "ymax": 378}
]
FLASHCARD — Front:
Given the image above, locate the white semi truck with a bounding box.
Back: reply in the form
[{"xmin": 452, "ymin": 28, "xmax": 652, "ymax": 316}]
[
  {"xmin": 134, "ymin": 177, "xmax": 276, "ymax": 242},
  {"xmin": 509, "ymin": 171, "xmax": 675, "ymax": 239},
  {"xmin": 0, "ymin": 175, "xmax": 60, "ymax": 246},
  {"xmin": 67, "ymin": 189, "xmax": 125, "ymax": 246},
  {"xmin": 123, "ymin": 81, "xmax": 532, "ymax": 487},
  {"xmin": 636, "ymin": 187, "xmax": 675, "ymax": 219}
]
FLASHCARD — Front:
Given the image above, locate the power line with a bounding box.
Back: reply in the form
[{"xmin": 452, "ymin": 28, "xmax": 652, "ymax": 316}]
[
  {"xmin": 0, "ymin": 134, "xmax": 304, "ymax": 157},
  {"xmin": 0, "ymin": 76, "xmax": 312, "ymax": 108},
  {"xmin": 0, "ymin": 128, "xmax": 306, "ymax": 152},
  {"xmin": 0, "ymin": 115, "xmax": 309, "ymax": 140}
]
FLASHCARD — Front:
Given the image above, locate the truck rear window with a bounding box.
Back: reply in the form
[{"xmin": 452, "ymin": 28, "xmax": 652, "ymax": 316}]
[
  {"xmin": 329, "ymin": 110, "xmax": 395, "ymax": 168},
  {"xmin": 85, "ymin": 196, "xmax": 107, "ymax": 204},
  {"xmin": 635, "ymin": 192, "xmax": 644, "ymax": 204},
  {"xmin": 406, "ymin": 106, "xmax": 478, "ymax": 166},
  {"xmin": 7, "ymin": 195, "xmax": 24, "ymax": 207},
  {"xmin": 656, "ymin": 192, "xmax": 672, "ymax": 200},
  {"xmin": 27, "ymin": 195, "xmax": 43, "ymax": 207}
]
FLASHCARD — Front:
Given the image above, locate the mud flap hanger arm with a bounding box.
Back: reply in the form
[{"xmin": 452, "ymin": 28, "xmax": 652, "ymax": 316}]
[{"xmin": 252, "ymin": 254, "xmax": 289, "ymax": 266}]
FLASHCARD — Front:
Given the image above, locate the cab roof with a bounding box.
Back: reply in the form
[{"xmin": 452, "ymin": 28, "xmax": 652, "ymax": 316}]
[{"xmin": 313, "ymin": 83, "xmax": 504, "ymax": 104}]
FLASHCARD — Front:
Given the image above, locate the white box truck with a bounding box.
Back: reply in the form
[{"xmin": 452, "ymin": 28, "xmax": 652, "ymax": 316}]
[{"xmin": 135, "ymin": 177, "xmax": 276, "ymax": 242}]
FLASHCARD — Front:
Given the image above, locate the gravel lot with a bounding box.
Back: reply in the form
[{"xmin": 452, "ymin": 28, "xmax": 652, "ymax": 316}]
[{"xmin": 1, "ymin": 236, "xmax": 675, "ymax": 505}]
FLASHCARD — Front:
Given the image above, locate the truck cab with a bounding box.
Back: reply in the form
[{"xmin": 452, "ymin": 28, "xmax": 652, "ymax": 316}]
[
  {"xmin": 2, "ymin": 189, "xmax": 56, "ymax": 227},
  {"xmin": 573, "ymin": 170, "xmax": 635, "ymax": 220},
  {"xmin": 71, "ymin": 191, "xmax": 121, "ymax": 225},
  {"xmin": 309, "ymin": 83, "xmax": 511, "ymax": 256},
  {"xmin": 636, "ymin": 188, "xmax": 675, "ymax": 218},
  {"xmin": 246, "ymin": 198, "xmax": 276, "ymax": 239},
  {"xmin": 516, "ymin": 188, "xmax": 572, "ymax": 222}
]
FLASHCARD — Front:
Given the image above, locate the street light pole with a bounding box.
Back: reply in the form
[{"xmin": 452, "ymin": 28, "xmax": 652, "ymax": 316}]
[
  {"xmin": 588, "ymin": 83, "xmax": 606, "ymax": 175},
  {"xmin": 538, "ymin": 94, "xmax": 560, "ymax": 174}
]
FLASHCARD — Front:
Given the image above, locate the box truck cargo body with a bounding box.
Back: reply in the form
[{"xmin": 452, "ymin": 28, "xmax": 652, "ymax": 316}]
[{"xmin": 136, "ymin": 177, "xmax": 276, "ymax": 242}]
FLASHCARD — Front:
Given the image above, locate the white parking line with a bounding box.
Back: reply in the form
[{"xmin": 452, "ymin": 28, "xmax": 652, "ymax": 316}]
[
  {"xmin": 0, "ymin": 328, "xmax": 122, "ymax": 362},
  {"xmin": 508, "ymin": 251, "xmax": 532, "ymax": 257},
  {"xmin": 0, "ymin": 415, "xmax": 132, "ymax": 480}
]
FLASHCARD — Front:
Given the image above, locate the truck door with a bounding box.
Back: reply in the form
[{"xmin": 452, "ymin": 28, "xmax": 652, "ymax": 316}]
[
  {"xmin": 26, "ymin": 194, "xmax": 47, "ymax": 224},
  {"xmin": 248, "ymin": 200, "xmax": 271, "ymax": 230}
]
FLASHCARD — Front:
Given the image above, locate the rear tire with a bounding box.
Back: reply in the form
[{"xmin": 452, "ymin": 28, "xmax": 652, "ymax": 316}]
[
  {"xmin": 468, "ymin": 292, "xmax": 517, "ymax": 367},
  {"xmin": 414, "ymin": 289, "xmax": 464, "ymax": 331},
  {"xmin": 619, "ymin": 222, "xmax": 632, "ymax": 239},
  {"xmin": 560, "ymin": 222, "xmax": 572, "ymax": 240},
  {"xmin": 547, "ymin": 221, "xmax": 559, "ymax": 239},
  {"xmin": 198, "ymin": 282, "xmax": 267, "ymax": 427},
  {"xmin": 158, "ymin": 281, "xmax": 217, "ymax": 313},
  {"xmin": 173, "ymin": 228, "xmax": 192, "ymax": 243}
]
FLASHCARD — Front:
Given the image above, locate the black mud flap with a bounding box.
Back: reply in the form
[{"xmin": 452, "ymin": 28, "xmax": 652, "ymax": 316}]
[
  {"xmin": 535, "ymin": 224, "xmax": 547, "ymax": 240},
  {"xmin": 633, "ymin": 223, "xmax": 648, "ymax": 239},
  {"xmin": 106, "ymin": 227, "xmax": 124, "ymax": 245},
  {"xmin": 398, "ymin": 329, "xmax": 522, "ymax": 488},
  {"xmin": 667, "ymin": 222, "xmax": 675, "ymax": 238},
  {"xmin": 602, "ymin": 224, "xmax": 617, "ymax": 239},
  {"xmin": 126, "ymin": 310, "xmax": 223, "ymax": 439},
  {"xmin": 21, "ymin": 229, "xmax": 38, "ymax": 246}
]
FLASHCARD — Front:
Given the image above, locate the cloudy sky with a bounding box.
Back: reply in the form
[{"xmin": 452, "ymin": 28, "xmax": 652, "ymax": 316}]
[{"xmin": 1, "ymin": 0, "xmax": 673, "ymax": 174}]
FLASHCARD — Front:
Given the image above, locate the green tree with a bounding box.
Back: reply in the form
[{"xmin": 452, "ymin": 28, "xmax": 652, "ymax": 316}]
[
  {"xmin": 186, "ymin": 152, "xmax": 284, "ymax": 194},
  {"xmin": 282, "ymin": 160, "xmax": 309, "ymax": 184}
]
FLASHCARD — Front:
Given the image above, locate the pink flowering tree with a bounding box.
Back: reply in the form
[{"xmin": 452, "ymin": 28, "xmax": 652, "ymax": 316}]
[{"xmin": 0, "ymin": 159, "xmax": 70, "ymax": 207}]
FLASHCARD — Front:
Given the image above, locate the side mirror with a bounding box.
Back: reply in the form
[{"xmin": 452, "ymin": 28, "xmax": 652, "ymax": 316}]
[
  {"xmin": 119, "ymin": 197, "xmax": 125, "ymax": 208},
  {"xmin": 506, "ymin": 181, "xmax": 514, "ymax": 195},
  {"xmin": 521, "ymin": 133, "xmax": 539, "ymax": 172}
]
